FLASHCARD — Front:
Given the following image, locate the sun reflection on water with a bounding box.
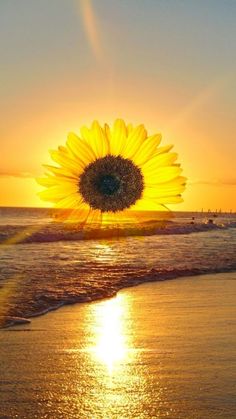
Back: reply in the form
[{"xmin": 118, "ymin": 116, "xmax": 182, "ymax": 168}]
[
  {"xmin": 90, "ymin": 294, "xmax": 132, "ymax": 374},
  {"xmin": 82, "ymin": 292, "xmax": 166, "ymax": 416}
]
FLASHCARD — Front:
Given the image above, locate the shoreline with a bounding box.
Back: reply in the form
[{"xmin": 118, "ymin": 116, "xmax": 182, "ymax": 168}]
[
  {"xmin": 2, "ymin": 268, "xmax": 236, "ymax": 329},
  {"xmin": 1, "ymin": 272, "xmax": 236, "ymax": 418}
]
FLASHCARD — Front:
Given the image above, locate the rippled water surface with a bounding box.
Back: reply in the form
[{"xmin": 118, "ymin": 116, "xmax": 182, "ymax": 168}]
[
  {"xmin": 1, "ymin": 208, "xmax": 236, "ymax": 417},
  {"xmin": 0, "ymin": 209, "xmax": 236, "ymax": 326},
  {"xmin": 1, "ymin": 273, "xmax": 236, "ymax": 418}
]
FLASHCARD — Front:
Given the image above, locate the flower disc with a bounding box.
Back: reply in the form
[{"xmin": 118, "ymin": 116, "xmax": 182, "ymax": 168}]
[{"xmin": 79, "ymin": 155, "xmax": 144, "ymax": 212}]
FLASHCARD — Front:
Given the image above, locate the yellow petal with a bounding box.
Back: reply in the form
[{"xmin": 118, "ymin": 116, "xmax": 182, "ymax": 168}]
[
  {"xmin": 104, "ymin": 123, "xmax": 111, "ymax": 145},
  {"xmin": 58, "ymin": 144, "xmax": 84, "ymax": 164},
  {"xmin": 54, "ymin": 206, "xmax": 90, "ymax": 224},
  {"xmin": 145, "ymin": 166, "xmax": 182, "ymax": 183},
  {"xmin": 127, "ymin": 123, "xmax": 133, "ymax": 135},
  {"xmin": 152, "ymin": 195, "xmax": 184, "ymax": 204},
  {"xmin": 143, "ymin": 182, "xmax": 186, "ymax": 199},
  {"xmin": 109, "ymin": 119, "xmax": 127, "ymax": 156},
  {"xmin": 36, "ymin": 176, "xmax": 58, "ymax": 187},
  {"xmin": 154, "ymin": 145, "xmax": 174, "ymax": 155},
  {"xmin": 133, "ymin": 134, "xmax": 162, "ymax": 166},
  {"xmin": 132, "ymin": 198, "xmax": 167, "ymax": 211},
  {"xmin": 101, "ymin": 209, "xmax": 139, "ymax": 227},
  {"xmin": 38, "ymin": 184, "xmax": 78, "ymax": 202},
  {"xmin": 42, "ymin": 164, "xmax": 77, "ymax": 179},
  {"xmin": 145, "ymin": 175, "xmax": 187, "ymax": 189},
  {"xmin": 122, "ymin": 124, "xmax": 147, "ymax": 160},
  {"xmin": 54, "ymin": 194, "xmax": 85, "ymax": 209},
  {"xmin": 49, "ymin": 149, "xmax": 83, "ymax": 176},
  {"xmin": 66, "ymin": 132, "xmax": 96, "ymax": 166},
  {"xmin": 81, "ymin": 121, "xmax": 109, "ymax": 158},
  {"xmin": 58, "ymin": 145, "xmax": 69, "ymax": 155},
  {"xmin": 85, "ymin": 209, "xmax": 102, "ymax": 227},
  {"xmin": 52, "ymin": 192, "xmax": 91, "ymax": 222},
  {"xmin": 36, "ymin": 175, "xmax": 78, "ymax": 188},
  {"xmin": 142, "ymin": 152, "xmax": 178, "ymax": 176},
  {"xmin": 80, "ymin": 125, "xmax": 91, "ymax": 143}
]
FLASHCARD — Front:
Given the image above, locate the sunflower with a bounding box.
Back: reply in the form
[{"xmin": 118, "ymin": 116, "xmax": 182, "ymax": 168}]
[{"xmin": 37, "ymin": 119, "xmax": 186, "ymax": 225}]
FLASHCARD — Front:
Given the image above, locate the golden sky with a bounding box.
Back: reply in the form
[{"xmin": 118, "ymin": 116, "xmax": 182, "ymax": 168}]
[{"xmin": 0, "ymin": 0, "xmax": 236, "ymax": 211}]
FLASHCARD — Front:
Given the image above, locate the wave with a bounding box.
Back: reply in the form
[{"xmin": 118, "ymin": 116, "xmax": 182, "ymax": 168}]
[
  {"xmin": 1, "ymin": 264, "xmax": 236, "ymax": 329},
  {"xmin": 1, "ymin": 220, "xmax": 236, "ymax": 245}
]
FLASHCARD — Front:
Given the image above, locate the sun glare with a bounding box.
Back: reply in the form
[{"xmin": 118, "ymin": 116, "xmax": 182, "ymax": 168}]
[
  {"xmin": 90, "ymin": 295, "xmax": 131, "ymax": 374},
  {"xmin": 78, "ymin": 0, "xmax": 103, "ymax": 61}
]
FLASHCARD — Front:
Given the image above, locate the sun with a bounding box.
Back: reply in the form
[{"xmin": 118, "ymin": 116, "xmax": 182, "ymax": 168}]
[{"xmin": 37, "ymin": 119, "xmax": 186, "ymax": 225}]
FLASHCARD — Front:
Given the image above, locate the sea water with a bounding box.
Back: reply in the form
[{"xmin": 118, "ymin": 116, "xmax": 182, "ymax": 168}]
[{"xmin": 0, "ymin": 208, "xmax": 236, "ymax": 327}]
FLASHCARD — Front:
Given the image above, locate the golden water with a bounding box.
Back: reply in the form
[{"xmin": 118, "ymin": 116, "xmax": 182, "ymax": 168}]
[{"xmin": 1, "ymin": 273, "xmax": 236, "ymax": 418}]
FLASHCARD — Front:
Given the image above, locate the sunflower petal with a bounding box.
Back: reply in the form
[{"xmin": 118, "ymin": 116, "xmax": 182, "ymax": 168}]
[
  {"xmin": 92, "ymin": 121, "xmax": 110, "ymax": 157},
  {"xmin": 86, "ymin": 209, "xmax": 102, "ymax": 228},
  {"xmin": 154, "ymin": 145, "xmax": 174, "ymax": 155},
  {"xmin": 134, "ymin": 195, "xmax": 183, "ymax": 208},
  {"xmin": 54, "ymin": 193, "xmax": 85, "ymax": 209},
  {"xmin": 127, "ymin": 123, "xmax": 133, "ymax": 135},
  {"xmin": 80, "ymin": 121, "xmax": 109, "ymax": 158},
  {"xmin": 122, "ymin": 124, "xmax": 147, "ymax": 160},
  {"xmin": 66, "ymin": 132, "xmax": 96, "ymax": 166},
  {"xmin": 145, "ymin": 166, "xmax": 182, "ymax": 183},
  {"xmin": 133, "ymin": 134, "xmax": 162, "ymax": 166},
  {"xmin": 145, "ymin": 176, "xmax": 187, "ymax": 189},
  {"xmin": 142, "ymin": 152, "xmax": 179, "ymax": 177},
  {"xmin": 109, "ymin": 119, "xmax": 127, "ymax": 156},
  {"xmin": 132, "ymin": 198, "xmax": 167, "ymax": 211},
  {"xmin": 55, "ymin": 207, "xmax": 90, "ymax": 223},
  {"xmin": 49, "ymin": 149, "xmax": 83, "ymax": 176},
  {"xmin": 143, "ymin": 182, "xmax": 186, "ymax": 199},
  {"xmin": 104, "ymin": 123, "xmax": 111, "ymax": 146},
  {"xmin": 152, "ymin": 195, "xmax": 184, "ymax": 204},
  {"xmin": 38, "ymin": 184, "xmax": 78, "ymax": 202},
  {"xmin": 36, "ymin": 176, "xmax": 58, "ymax": 187},
  {"xmin": 36, "ymin": 174, "xmax": 78, "ymax": 188},
  {"xmin": 42, "ymin": 164, "xmax": 77, "ymax": 179}
]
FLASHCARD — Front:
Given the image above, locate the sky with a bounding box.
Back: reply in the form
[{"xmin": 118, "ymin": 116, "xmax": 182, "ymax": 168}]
[{"xmin": 0, "ymin": 0, "xmax": 236, "ymax": 211}]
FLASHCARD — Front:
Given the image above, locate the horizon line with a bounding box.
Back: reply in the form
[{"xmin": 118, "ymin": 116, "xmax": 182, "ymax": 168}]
[{"xmin": 0, "ymin": 205, "xmax": 235, "ymax": 213}]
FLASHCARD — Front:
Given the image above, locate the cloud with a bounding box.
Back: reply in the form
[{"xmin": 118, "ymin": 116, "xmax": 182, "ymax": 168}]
[
  {"xmin": 190, "ymin": 178, "xmax": 236, "ymax": 186},
  {"xmin": 0, "ymin": 171, "xmax": 36, "ymax": 179}
]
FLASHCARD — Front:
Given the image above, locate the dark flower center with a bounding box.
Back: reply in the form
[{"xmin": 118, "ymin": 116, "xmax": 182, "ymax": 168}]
[
  {"xmin": 78, "ymin": 155, "xmax": 144, "ymax": 212},
  {"xmin": 97, "ymin": 174, "xmax": 120, "ymax": 196}
]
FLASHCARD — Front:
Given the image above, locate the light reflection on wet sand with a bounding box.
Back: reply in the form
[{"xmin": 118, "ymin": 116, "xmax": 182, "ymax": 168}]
[
  {"xmin": 90, "ymin": 295, "xmax": 132, "ymax": 374},
  {"xmin": 1, "ymin": 273, "xmax": 236, "ymax": 418}
]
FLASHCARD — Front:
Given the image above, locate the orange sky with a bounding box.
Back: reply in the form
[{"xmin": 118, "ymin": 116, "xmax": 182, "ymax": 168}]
[{"xmin": 0, "ymin": 0, "xmax": 236, "ymax": 211}]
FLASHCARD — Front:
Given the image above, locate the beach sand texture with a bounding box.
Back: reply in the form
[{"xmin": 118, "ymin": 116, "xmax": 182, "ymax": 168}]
[{"xmin": 1, "ymin": 272, "xmax": 236, "ymax": 418}]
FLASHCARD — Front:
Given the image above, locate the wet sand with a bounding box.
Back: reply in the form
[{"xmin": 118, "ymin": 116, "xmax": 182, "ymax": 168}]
[{"xmin": 1, "ymin": 272, "xmax": 236, "ymax": 418}]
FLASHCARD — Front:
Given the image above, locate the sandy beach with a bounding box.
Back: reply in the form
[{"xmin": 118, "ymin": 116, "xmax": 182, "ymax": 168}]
[{"xmin": 1, "ymin": 272, "xmax": 236, "ymax": 418}]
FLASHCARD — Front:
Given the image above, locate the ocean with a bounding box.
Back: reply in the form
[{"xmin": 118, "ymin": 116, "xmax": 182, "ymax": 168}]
[{"xmin": 0, "ymin": 207, "xmax": 236, "ymax": 328}]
